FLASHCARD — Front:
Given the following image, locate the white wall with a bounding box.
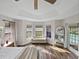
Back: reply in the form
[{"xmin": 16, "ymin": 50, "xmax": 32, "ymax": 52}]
[
  {"xmin": 16, "ymin": 20, "xmax": 32, "ymax": 45},
  {"xmin": 64, "ymin": 13, "xmax": 79, "ymax": 24},
  {"xmin": 15, "ymin": 20, "xmax": 56, "ymax": 45}
]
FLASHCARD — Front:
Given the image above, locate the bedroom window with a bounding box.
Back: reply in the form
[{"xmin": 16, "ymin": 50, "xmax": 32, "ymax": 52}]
[
  {"xmin": 69, "ymin": 26, "xmax": 79, "ymax": 45},
  {"xmin": 35, "ymin": 25, "xmax": 43, "ymax": 38},
  {"xmin": 26, "ymin": 25, "xmax": 32, "ymax": 38},
  {"xmin": 69, "ymin": 23, "xmax": 79, "ymax": 50},
  {"xmin": 0, "ymin": 26, "xmax": 4, "ymax": 38},
  {"xmin": 0, "ymin": 20, "xmax": 16, "ymax": 47},
  {"xmin": 35, "ymin": 31, "xmax": 43, "ymax": 38},
  {"xmin": 26, "ymin": 31, "xmax": 32, "ymax": 38},
  {"xmin": 46, "ymin": 25, "xmax": 51, "ymax": 38}
]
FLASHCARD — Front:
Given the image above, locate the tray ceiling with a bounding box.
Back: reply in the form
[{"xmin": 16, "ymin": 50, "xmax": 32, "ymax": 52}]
[{"xmin": 0, "ymin": 0, "xmax": 79, "ymax": 21}]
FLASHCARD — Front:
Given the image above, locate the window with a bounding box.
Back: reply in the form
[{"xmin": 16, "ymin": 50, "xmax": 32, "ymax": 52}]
[
  {"xmin": 0, "ymin": 26, "xmax": 4, "ymax": 38},
  {"xmin": 55, "ymin": 26, "xmax": 65, "ymax": 43},
  {"xmin": 26, "ymin": 31, "xmax": 32, "ymax": 38},
  {"xmin": 0, "ymin": 21, "xmax": 16, "ymax": 47},
  {"xmin": 35, "ymin": 25, "xmax": 43, "ymax": 38},
  {"xmin": 46, "ymin": 25, "xmax": 51, "ymax": 38},
  {"xmin": 69, "ymin": 23, "xmax": 79, "ymax": 50},
  {"xmin": 26, "ymin": 25, "xmax": 32, "ymax": 38},
  {"xmin": 35, "ymin": 31, "xmax": 43, "ymax": 38},
  {"xmin": 69, "ymin": 26, "xmax": 79, "ymax": 45}
]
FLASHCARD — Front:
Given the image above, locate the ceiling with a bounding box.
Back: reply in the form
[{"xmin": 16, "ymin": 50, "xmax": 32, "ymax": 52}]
[{"xmin": 0, "ymin": 0, "xmax": 79, "ymax": 22}]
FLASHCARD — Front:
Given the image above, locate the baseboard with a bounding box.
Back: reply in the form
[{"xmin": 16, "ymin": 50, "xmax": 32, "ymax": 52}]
[{"xmin": 17, "ymin": 42, "xmax": 32, "ymax": 47}]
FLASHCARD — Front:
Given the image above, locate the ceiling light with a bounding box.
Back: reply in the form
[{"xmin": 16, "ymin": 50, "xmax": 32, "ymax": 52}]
[{"xmin": 15, "ymin": 0, "xmax": 19, "ymax": 2}]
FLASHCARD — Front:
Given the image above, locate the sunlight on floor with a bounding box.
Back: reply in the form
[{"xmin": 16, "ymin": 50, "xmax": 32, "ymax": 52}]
[{"xmin": 50, "ymin": 46, "xmax": 70, "ymax": 53}]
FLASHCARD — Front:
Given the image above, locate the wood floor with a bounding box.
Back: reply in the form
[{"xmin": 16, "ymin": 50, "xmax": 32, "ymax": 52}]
[{"xmin": 19, "ymin": 44, "xmax": 77, "ymax": 59}]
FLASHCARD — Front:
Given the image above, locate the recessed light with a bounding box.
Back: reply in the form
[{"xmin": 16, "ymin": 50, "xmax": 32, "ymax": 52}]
[
  {"xmin": 13, "ymin": 0, "xmax": 21, "ymax": 3},
  {"xmin": 45, "ymin": 0, "xmax": 56, "ymax": 4},
  {"xmin": 15, "ymin": 0, "xmax": 19, "ymax": 2}
]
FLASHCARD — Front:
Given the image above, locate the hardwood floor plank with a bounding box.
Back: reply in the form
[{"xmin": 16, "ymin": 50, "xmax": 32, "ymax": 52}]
[{"xmin": 20, "ymin": 44, "xmax": 77, "ymax": 59}]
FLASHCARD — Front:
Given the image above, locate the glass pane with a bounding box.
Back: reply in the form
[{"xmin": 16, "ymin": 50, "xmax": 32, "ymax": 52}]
[
  {"xmin": 46, "ymin": 25, "xmax": 51, "ymax": 38},
  {"xmin": 0, "ymin": 27, "xmax": 3, "ymax": 38},
  {"xmin": 35, "ymin": 31, "xmax": 43, "ymax": 38},
  {"xmin": 26, "ymin": 31, "xmax": 32, "ymax": 38},
  {"xmin": 26, "ymin": 25, "xmax": 32, "ymax": 38},
  {"xmin": 27, "ymin": 25, "xmax": 32, "ymax": 28},
  {"xmin": 69, "ymin": 24, "xmax": 79, "ymax": 50},
  {"xmin": 36, "ymin": 25, "xmax": 43, "ymax": 28}
]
